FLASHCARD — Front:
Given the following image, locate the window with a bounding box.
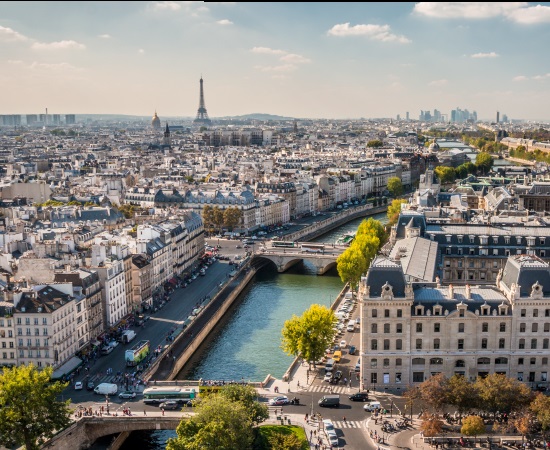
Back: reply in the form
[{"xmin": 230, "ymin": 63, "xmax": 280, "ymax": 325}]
[
  {"xmin": 371, "ymin": 373, "xmax": 378, "ymax": 384},
  {"xmin": 446, "ymin": 248, "xmax": 451, "ymax": 255},
  {"xmin": 413, "ymin": 372, "xmax": 424, "ymax": 382},
  {"xmin": 416, "ymin": 323, "xmax": 423, "ymax": 333},
  {"xmin": 397, "ymin": 309, "xmax": 402, "ymax": 318},
  {"xmin": 545, "ymin": 323, "xmax": 550, "ymax": 332},
  {"xmin": 520, "ymin": 323, "xmax": 526, "ymax": 332},
  {"xmin": 531, "ymin": 339, "xmax": 538, "ymax": 349},
  {"xmin": 430, "ymin": 358, "xmax": 443, "ymax": 365},
  {"xmin": 396, "ymin": 323, "xmax": 402, "ymax": 333},
  {"xmin": 543, "ymin": 358, "xmax": 548, "ymax": 365},
  {"xmin": 519, "ymin": 339, "xmax": 525, "ymax": 349},
  {"xmin": 371, "ymin": 340, "xmax": 378, "ymax": 351},
  {"xmin": 481, "ymin": 338, "xmax": 488, "ymax": 349},
  {"xmin": 412, "ymin": 358, "xmax": 425, "ymax": 365},
  {"xmin": 371, "ymin": 324, "xmax": 378, "ymax": 333},
  {"xmin": 371, "ymin": 358, "xmax": 377, "ymax": 368},
  {"xmin": 396, "ymin": 339, "xmax": 402, "ymax": 350},
  {"xmin": 531, "ymin": 357, "xmax": 536, "ymax": 365},
  {"xmin": 396, "ymin": 373, "xmax": 402, "ymax": 383},
  {"xmin": 517, "ymin": 372, "xmax": 524, "ymax": 382},
  {"xmin": 384, "ymin": 339, "xmax": 390, "ymax": 350},
  {"xmin": 458, "ymin": 339, "xmax": 464, "ymax": 350},
  {"xmin": 518, "ymin": 358, "xmax": 524, "ymax": 365},
  {"xmin": 372, "ymin": 309, "xmax": 378, "ymax": 318},
  {"xmin": 433, "ymin": 339, "xmax": 440, "ymax": 350},
  {"xmin": 416, "ymin": 339, "xmax": 422, "ymax": 350},
  {"xmin": 500, "ymin": 323, "xmax": 506, "ymax": 332},
  {"xmin": 384, "ymin": 309, "xmax": 390, "ymax": 318},
  {"xmin": 521, "ymin": 309, "xmax": 526, "ymax": 317},
  {"xmin": 544, "ymin": 339, "xmax": 549, "ymax": 350},
  {"xmin": 396, "ymin": 358, "xmax": 402, "ymax": 366},
  {"xmin": 383, "ymin": 358, "xmax": 390, "ymax": 368},
  {"xmin": 434, "ymin": 323, "xmax": 440, "ymax": 333},
  {"xmin": 459, "ymin": 309, "xmax": 465, "ymax": 317},
  {"xmin": 533, "ymin": 323, "xmax": 538, "ymax": 333},
  {"xmin": 482, "ymin": 323, "xmax": 488, "ymax": 332},
  {"xmin": 455, "ymin": 360, "xmax": 465, "ymax": 367},
  {"xmin": 458, "ymin": 323, "xmax": 465, "ymax": 333},
  {"xmin": 534, "ymin": 309, "xmax": 539, "ymax": 318},
  {"xmin": 384, "ymin": 323, "xmax": 390, "ymax": 333},
  {"xmin": 42, "ymin": 318, "xmax": 47, "ymax": 325},
  {"xmin": 478, "ymin": 357, "xmax": 490, "ymax": 365},
  {"xmin": 495, "ymin": 357, "xmax": 508, "ymax": 364}
]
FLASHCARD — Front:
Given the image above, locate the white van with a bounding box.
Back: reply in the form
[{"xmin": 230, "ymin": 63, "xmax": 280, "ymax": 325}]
[
  {"xmin": 347, "ymin": 320, "xmax": 356, "ymax": 332},
  {"xmin": 325, "ymin": 358, "xmax": 335, "ymax": 373},
  {"xmin": 364, "ymin": 401, "xmax": 382, "ymax": 412}
]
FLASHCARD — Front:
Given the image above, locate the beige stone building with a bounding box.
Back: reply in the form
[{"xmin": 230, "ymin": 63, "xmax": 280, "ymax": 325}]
[{"xmin": 360, "ymin": 254, "xmax": 550, "ymax": 393}]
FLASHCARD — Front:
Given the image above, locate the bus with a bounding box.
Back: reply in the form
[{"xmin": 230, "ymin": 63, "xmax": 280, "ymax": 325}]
[
  {"xmin": 125, "ymin": 340, "xmax": 150, "ymax": 367},
  {"xmin": 300, "ymin": 243, "xmax": 325, "ymax": 253},
  {"xmin": 271, "ymin": 241, "xmax": 296, "ymax": 248},
  {"xmin": 142, "ymin": 386, "xmax": 197, "ymax": 405}
]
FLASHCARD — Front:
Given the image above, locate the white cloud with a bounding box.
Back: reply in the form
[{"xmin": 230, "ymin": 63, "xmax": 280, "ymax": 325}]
[
  {"xmin": 471, "ymin": 52, "xmax": 499, "ymax": 58},
  {"xmin": 216, "ymin": 19, "xmax": 233, "ymax": 25},
  {"xmin": 429, "ymin": 79, "xmax": 448, "ymax": 87},
  {"xmin": 513, "ymin": 75, "xmax": 528, "ymax": 81},
  {"xmin": 413, "ymin": 2, "xmax": 550, "ymax": 24},
  {"xmin": 32, "ymin": 40, "xmax": 85, "ymax": 50},
  {"xmin": 533, "ymin": 73, "xmax": 550, "ymax": 80},
  {"xmin": 254, "ymin": 64, "xmax": 296, "ymax": 73},
  {"xmin": 150, "ymin": 1, "xmax": 182, "ymax": 11},
  {"xmin": 138, "ymin": 49, "xmax": 145, "ymax": 54},
  {"xmin": 148, "ymin": 1, "xmax": 209, "ymax": 15},
  {"xmin": 0, "ymin": 25, "xmax": 29, "ymax": 42},
  {"xmin": 280, "ymin": 53, "xmax": 311, "ymax": 64},
  {"xmin": 251, "ymin": 46, "xmax": 286, "ymax": 55},
  {"xmin": 7, "ymin": 59, "xmax": 24, "ymax": 65},
  {"xmin": 98, "ymin": 34, "xmax": 111, "ymax": 39},
  {"xmin": 327, "ymin": 23, "xmax": 411, "ymax": 44}
]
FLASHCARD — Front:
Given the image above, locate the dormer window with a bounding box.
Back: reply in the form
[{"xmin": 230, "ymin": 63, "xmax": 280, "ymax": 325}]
[
  {"xmin": 457, "ymin": 235, "xmax": 463, "ymax": 244},
  {"xmin": 469, "ymin": 235, "xmax": 475, "ymax": 244},
  {"xmin": 416, "ymin": 306, "xmax": 424, "ymax": 316},
  {"xmin": 492, "ymin": 236, "xmax": 499, "ymax": 244},
  {"xmin": 516, "ymin": 236, "xmax": 522, "ymax": 245},
  {"xmin": 481, "ymin": 305, "xmax": 490, "ymax": 316}
]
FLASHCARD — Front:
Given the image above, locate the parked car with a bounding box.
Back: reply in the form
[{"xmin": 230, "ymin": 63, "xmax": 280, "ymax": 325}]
[
  {"xmin": 323, "ymin": 372, "xmax": 333, "ymax": 382},
  {"xmin": 74, "ymin": 381, "xmax": 83, "ymax": 390},
  {"xmin": 348, "ymin": 345, "xmax": 357, "ymax": 355},
  {"xmin": 119, "ymin": 391, "xmax": 137, "ymax": 399},
  {"xmin": 159, "ymin": 400, "xmax": 180, "ymax": 410},
  {"xmin": 268, "ymin": 396, "xmax": 289, "ymax": 406}
]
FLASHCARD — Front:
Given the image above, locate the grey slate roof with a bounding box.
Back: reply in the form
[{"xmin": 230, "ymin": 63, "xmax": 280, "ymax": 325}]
[
  {"xmin": 500, "ymin": 255, "xmax": 550, "ymax": 296},
  {"xmin": 365, "ymin": 256, "xmax": 407, "ymax": 297},
  {"xmin": 388, "ymin": 236, "xmax": 438, "ymax": 282}
]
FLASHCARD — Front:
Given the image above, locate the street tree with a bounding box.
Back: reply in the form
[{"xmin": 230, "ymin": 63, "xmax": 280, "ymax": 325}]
[
  {"xmin": 387, "ymin": 176, "xmax": 404, "ymax": 197},
  {"xmin": 223, "ymin": 207, "xmax": 242, "ymax": 231},
  {"xmin": 419, "ymin": 413, "xmax": 444, "ymax": 437},
  {"xmin": 357, "ymin": 217, "xmax": 386, "ymax": 247},
  {"xmin": 419, "ymin": 373, "xmax": 450, "ymax": 414},
  {"xmin": 217, "ymin": 384, "xmax": 268, "ymax": 426},
  {"xmin": 167, "ymin": 395, "xmax": 254, "ymax": 450},
  {"xmin": 387, "ymin": 199, "xmax": 408, "ymax": 226},
  {"xmin": 336, "ymin": 245, "xmax": 368, "ymax": 291},
  {"xmin": 461, "ymin": 416, "xmax": 486, "ymax": 444},
  {"xmin": 447, "ymin": 374, "xmax": 479, "ymax": 413},
  {"xmin": 0, "ymin": 364, "xmax": 71, "ymax": 450},
  {"xmin": 202, "ymin": 205, "xmax": 215, "ymax": 234},
  {"xmin": 212, "ymin": 206, "xmax": 225, "ymax": 234},
  {"xmin": 281, "ymin": 304, "xmax": 336, "ymax": 367},
  {"xmin": 476, "ymin": 152, "xmax": 494, "ymax": 175},
  {"xmin": 367, "ymin": 139, "xmax": 384, "ymax": 148},
  {"xmin": 474, "ymin": 374, "xmax": 533, "ymax": 417},
  {"xmin": 530, "ymin": 393, "xmax": 550, "ymax": 443}
]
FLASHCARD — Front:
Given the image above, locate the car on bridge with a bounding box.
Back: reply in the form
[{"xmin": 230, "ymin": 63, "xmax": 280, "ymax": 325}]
[
  {"xmin": 119, "ymin": 391, "xmax": 137, "ymax": 399},
  {"xmin": 159, "ymin": 400, "xmax": 181, "ymax": 410}
]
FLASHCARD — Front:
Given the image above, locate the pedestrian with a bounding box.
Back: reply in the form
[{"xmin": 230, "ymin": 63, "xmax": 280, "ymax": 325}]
[
  {"xmin": 297, "ymin": 380, "xmax": 300, "ymax": 388},
  {"xmin": 144, "ymin": 409, "xmax": 147, "ymax": 416},
  {"xmin": 161, "ymin": 407, "xmax": 165, "ymax": 416},
  {"xmin": 343, "ymin": 416, "xmax": 346, "ymax": 422},
  {"xmin": 305, "ymin": 413, "xmax": 309, "ymax": 422}
]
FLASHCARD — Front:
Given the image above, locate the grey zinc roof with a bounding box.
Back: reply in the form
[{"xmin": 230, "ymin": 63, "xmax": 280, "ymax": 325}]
[
  {"xmin": 500, "ymin": 255, "xmax": 550, "ymax": 296},
  {"xmin": 389, "ymin": 237, "xmax": 438, "ymax": 282},
  {"xmin": 365, "ymin": 256, "xmax": 407, "ymax": 297}
]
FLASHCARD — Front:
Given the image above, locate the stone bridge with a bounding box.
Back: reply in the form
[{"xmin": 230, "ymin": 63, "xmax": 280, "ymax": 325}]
[
  {"xmin": 43, "ymin": 416, "xmax": 182, "ymax": 450},
  {"xmin": 251, "ymin": 248, "xmax": 344, "ymax": 275}
]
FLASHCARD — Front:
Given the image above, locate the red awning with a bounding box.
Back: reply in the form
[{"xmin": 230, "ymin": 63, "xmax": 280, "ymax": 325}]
[{"xmin": 169, "ymin": 278, "xmax": 177, "ymax": 285}]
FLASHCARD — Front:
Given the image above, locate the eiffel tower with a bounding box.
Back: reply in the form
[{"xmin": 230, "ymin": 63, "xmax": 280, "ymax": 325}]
[{"xmin": 193, "ymin": 76, "xmax": 212, "ymax": 125}]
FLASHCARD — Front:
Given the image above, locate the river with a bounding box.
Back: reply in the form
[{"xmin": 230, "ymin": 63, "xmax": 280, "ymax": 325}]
[{"xmin": 110, "ymin": 212, "xmax": 387, "ymax": 449}]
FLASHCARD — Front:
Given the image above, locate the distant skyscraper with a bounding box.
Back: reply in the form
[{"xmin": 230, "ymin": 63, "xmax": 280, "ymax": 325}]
[
  {"xmin": 496, "ymin": 111, "xmax": 500, "ymax": 123},
  {"xmin": 193, "ymin": 76, "xmax": 212, "ymax": 125},
  {"xmin": 406, "ymin": 112, "xmax": 409, "ymax": 121},
  {"xmin": 65, "ymin": 114, "xmax": 76, "ymax": 125},
  {"xmin": 26, "ymin": 114, "xmax": 38, "ymax": 125}
]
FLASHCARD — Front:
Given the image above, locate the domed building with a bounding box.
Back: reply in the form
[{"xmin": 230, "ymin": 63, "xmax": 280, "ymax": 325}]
[
  {"xmin": 152, "ymin": 111, "xmax": 161, "ymax": 129},
  {"xmin": 428, "ymin": 138, "xmax": 440, "ymax": 152}
]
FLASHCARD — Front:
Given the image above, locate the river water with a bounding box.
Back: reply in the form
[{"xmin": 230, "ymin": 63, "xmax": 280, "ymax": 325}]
[{"xmin": 112, "ymin": 212, "xmax": 387, "ymax": 449}]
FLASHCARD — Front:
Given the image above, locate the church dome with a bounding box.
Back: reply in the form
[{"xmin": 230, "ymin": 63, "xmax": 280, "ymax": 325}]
[
  {"xmin": 152, "ymin": 111, "xmax": 161, "ymax": 129},
  {"xmin": 428, "ymin": 138, "xmax": 440, "ymax": 151}
]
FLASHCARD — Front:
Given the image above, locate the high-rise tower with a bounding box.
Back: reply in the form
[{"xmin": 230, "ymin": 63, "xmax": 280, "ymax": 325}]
[{"xmin": 193, "ymin": 76, "xmax": 212, "ymax": 125}]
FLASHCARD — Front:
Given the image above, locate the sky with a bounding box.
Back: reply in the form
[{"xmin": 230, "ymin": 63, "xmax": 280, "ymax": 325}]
[{"xmin": 1, "ymin": 1, "xmax": 550, "ymax": 121}]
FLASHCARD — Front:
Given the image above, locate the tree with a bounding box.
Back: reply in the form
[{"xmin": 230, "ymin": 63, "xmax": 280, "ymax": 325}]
[
  {"xmin": 434, "ymin": 166, "xmax": 456, "ymax": 184},
  {"xmin": 387, "ymin": 177, "xmax": 404, "ymax": 197},
  {"xmin": 0, "ymin": 364, "xmax": 71, "ymax": 450},
  {"xmin": 447, "ymin": 375, "xmax": 478, "ymax": 413},
  {"xmin": 476, "ymin": 152, "xmax": 494, "ymax": 175},
  {"xmin": 461, "ymin": 415, "xmax": 486, "ymax": 444},
  {"xmin": 419, "ymin": 374, "xmax": 450, "ymax": 414},
  {"xmin": 367, "ymin": 139, "xmax": 384, "ymax": 148},
  {"xmin": 212, "ymin": 207, "xmax": 225, "ymax": 234},
  {"xmin": 216, "ymin": 384, "xmax": 268, "ymax": 426},
  {"xmin": 223, "ymin": 207, "xmax": 243, "ymax": 231},
  {"xmin": 357, "ymin": 218, "xmax": 386, "ymax": 247},
  {"xmin": 268, "ymin": 431, "xmax": 304, "ymax": 450},
  {"xmin": 474, "ymin": 374, "xmax": 533, "ymax": 418},
  {"xmin": 336, "ymin": 233, "xmax": 379, "ymax": 290},
  {"xmin": 117, "ymin": 203, "xmax": 135, "ymax": 219},
  {"xmin": 420, "ymin": 413, "xmax": 444, "ymax": 437},
  {"xmin": 387, "ymin": 199, "xmax": 408, "ymax": 226},
  {"xmin": 530, "ymin": 393, "xmax": 550, "ymax": 443},
  {"xmin": 167, "ymin": 395, "xmax": 254, "ymax": 450},
  {"xmin": 281, "ymin": 304, "xmax": 336, "ymax": 367}
]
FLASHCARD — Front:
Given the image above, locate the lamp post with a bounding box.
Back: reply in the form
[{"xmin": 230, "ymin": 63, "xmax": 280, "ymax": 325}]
[{"xmin": 390, "ymin": 399, "xmax": 394, "ymax": 418}]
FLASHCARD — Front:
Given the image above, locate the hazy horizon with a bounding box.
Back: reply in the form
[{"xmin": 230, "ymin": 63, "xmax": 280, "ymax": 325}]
[{"xmin": 1, "ymin": 2, "xmax": 550, "ymax": 121}]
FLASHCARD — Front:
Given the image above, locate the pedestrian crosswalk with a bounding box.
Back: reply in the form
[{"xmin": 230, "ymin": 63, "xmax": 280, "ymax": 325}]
[
  {"xmin": 302, "ymin": 384, "xmax": 354, "ymax": 394},
  {"xmin": 332, "ymin": 420, "xmax": 364, "ymax": 429}
]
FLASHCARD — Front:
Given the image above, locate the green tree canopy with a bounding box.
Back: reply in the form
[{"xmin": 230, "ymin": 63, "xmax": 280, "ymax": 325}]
[
  {"xmin": 434, "ymin": 166, "xmax": 456, "ymax": 184},
  {"xmin": 447, "ymin": 374, "xmax": 479, "ymax": 413},
  {"xmin": 0, "ymin": 364, "xmax": 71, "ymax": 450},
  {"xmin": 461, "ymin": 415, "xmax": 486, "ymax": 441},
  {"xmin": 387, "ymin": 199, "xmax": 408, "ymax": 226},
  {"xmin": 336, "ymin": 245, "xmax": 368, "ymax": 291},
  {"xmin": 356, "ymin": 217, "xmax": 386, "ymax": 246},
  {"xmin": 223, "ymin": 207, "xmax": 242, "ymax": 231},
  {"xmin": 387, "ymin": 176, "xmax": 404, "ymax": 197},
  {"xmin": 474, "ymin": 373, "xmax": 533, "ymax": 416},
  {"xmin": 167, "ymin": 395, "xmax": 254, "ymax": 450},
  {"xmin": 215, "ymin": 384, "xmax": 268, "ymax": 426},
  {"xmin": 530, "ymin": 393, "xmax": 550, "ymax": 442},
  {"xmin": 281, "ymin": 304, "xmax": 336, "ymax": 367},
  {"xmin": 475, "ymin": 152, "xmax": 494, "ymax": 174},
  {"xmin": 268, "ymin": 431, "xmax": 304, "ymax": 450},
  {"xmin": 367, "ymin": 139, "xmax": 384, "ymax": 148}
]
